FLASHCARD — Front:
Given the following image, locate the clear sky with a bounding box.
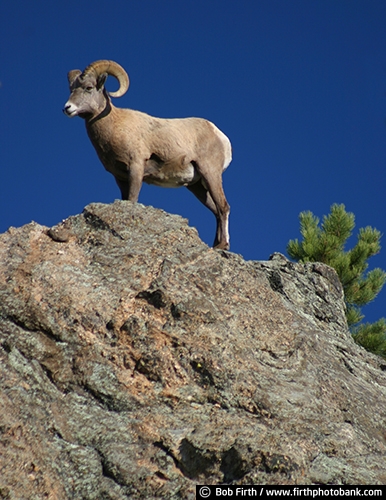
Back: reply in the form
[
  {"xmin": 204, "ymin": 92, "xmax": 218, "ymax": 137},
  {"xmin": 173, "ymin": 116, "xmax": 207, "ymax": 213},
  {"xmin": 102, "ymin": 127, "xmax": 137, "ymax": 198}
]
[{"xmin": 1, "ymin": 1, "xmax": 385, "ymax": 325}]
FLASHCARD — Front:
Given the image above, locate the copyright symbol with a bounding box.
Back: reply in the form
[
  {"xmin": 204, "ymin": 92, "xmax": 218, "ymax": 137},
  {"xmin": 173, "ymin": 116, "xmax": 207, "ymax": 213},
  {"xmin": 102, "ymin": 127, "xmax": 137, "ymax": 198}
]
[{"xmin": 199, "ymin": 486, "xmax": 211, "ymax": 498}]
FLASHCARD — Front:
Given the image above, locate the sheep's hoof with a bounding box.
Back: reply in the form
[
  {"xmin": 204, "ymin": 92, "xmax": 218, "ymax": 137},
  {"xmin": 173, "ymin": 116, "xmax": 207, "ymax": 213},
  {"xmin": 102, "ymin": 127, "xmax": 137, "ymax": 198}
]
[{"xmin": 213, "ymin": 242, "xmax": 230, "ymax": 251}]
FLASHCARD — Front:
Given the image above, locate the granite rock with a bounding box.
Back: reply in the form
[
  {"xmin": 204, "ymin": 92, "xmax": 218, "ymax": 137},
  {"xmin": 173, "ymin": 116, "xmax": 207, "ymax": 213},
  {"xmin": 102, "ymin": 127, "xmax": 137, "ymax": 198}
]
[{"xmin": 1, "ymin": 201, "xmax": 386, "ymax": 499}]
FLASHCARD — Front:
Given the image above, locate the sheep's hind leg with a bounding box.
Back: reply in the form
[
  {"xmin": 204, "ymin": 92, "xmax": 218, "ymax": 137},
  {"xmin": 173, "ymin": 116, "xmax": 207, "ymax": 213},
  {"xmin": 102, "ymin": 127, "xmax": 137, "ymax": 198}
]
[{"xmin": 187, "ymin": 179, "xmax": 230, "ymax": 250}]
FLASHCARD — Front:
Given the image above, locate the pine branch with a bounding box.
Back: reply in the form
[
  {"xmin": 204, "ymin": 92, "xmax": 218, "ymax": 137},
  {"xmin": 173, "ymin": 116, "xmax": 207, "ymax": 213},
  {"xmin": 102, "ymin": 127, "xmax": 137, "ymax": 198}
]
[{"xmin": 286, "ymin": 203, "xmax": 386, "ymax": 359}]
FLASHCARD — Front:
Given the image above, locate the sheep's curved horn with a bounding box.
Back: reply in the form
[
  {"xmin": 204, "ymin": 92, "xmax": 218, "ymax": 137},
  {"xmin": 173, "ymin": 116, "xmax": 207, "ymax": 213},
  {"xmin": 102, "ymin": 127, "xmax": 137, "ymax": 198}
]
[
  {"xmin": 68, "ymin": 69, "xmax": 82, "ymax": 86},
  {"xmin": 82, "ymin": 60, "xmax": 130, "ymax": 98}
]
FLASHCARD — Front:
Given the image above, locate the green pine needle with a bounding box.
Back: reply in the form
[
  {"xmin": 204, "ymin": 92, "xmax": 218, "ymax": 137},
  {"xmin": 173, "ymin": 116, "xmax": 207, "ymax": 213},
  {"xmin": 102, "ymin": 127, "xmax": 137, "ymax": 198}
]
[{"xmin": 287, "ymin": 203, "xmax": 386, "ymax": 359}]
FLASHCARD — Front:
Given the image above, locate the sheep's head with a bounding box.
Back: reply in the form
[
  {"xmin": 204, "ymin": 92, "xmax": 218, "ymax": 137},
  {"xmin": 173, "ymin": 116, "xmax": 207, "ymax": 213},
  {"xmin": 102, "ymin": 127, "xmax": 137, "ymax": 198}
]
[{"xmin": 63, "ymin": 60, "xmax": 129, "ymax": 118}]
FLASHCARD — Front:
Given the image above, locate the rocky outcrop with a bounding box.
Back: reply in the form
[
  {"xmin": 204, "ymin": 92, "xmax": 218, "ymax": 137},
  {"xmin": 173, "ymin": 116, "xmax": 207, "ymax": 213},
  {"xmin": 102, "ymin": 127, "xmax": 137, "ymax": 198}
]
[{"xmin": 1, "ymin": 201, "xmax": 386, "ymax": 499}]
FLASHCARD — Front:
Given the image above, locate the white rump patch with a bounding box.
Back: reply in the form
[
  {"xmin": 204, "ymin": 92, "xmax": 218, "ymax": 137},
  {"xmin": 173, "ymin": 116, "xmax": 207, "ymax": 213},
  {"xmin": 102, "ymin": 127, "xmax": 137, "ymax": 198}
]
[{"xmin": 210, "ymin": 124, "xmax": 232, "ymax": 171}]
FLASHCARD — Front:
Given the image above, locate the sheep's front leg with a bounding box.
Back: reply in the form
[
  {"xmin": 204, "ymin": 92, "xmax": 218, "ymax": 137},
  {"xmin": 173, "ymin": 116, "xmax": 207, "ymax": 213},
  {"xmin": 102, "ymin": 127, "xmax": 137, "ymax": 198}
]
[
  {"xmin": 115, "ymin": 178, "xmax": 129, "ymax": 200},
  {"xmin": 114, "ymin": 164, "xmax": 144, "ymax": 202},
  {"xmin": 127, "ymin": 166, "xmax": 143, "ymax": 202}
]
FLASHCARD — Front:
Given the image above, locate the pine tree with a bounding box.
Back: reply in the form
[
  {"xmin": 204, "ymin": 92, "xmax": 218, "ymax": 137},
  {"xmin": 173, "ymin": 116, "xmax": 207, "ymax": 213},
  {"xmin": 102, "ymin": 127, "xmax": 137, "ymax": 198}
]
[{"xmin": 287, "ymin": 204, "xmax": 386, "ymax": 358}]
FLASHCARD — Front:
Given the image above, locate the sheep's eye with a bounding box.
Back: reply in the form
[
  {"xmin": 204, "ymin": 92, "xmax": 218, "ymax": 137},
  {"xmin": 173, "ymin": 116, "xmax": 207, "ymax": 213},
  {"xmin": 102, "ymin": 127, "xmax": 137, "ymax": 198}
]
[{"xmin": 85, "ymin": 86, "xmax": 93, "ymax": 92}]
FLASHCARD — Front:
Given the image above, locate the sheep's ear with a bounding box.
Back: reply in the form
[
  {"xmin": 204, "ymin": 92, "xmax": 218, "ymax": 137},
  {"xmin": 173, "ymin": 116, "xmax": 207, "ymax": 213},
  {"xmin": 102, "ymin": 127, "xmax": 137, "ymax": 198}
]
[{"xmin": 97, "ymin": 73, "xmax": 108, "ymax": 90}]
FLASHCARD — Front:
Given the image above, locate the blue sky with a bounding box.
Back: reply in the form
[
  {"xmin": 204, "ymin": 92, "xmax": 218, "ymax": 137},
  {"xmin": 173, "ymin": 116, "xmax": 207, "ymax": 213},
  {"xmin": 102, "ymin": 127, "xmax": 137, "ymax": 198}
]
[{"xmin": 1, "ymin": 1, "xmax": 385, "ymax": 325}]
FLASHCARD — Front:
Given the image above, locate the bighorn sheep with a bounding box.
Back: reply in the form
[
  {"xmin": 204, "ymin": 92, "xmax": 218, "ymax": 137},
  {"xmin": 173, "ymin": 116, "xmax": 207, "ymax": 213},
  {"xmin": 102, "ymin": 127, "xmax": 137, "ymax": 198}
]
[{"xmin": 63, "ymin": 60, "xmax": 232, "ymax": 249}]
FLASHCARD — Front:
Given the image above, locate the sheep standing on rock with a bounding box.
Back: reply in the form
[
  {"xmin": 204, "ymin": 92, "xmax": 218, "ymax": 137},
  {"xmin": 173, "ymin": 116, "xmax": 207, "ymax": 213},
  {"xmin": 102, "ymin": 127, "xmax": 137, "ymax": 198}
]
[{"xmin": 63, "ymin": 60, "xmax": 232, "ymax": 249}]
